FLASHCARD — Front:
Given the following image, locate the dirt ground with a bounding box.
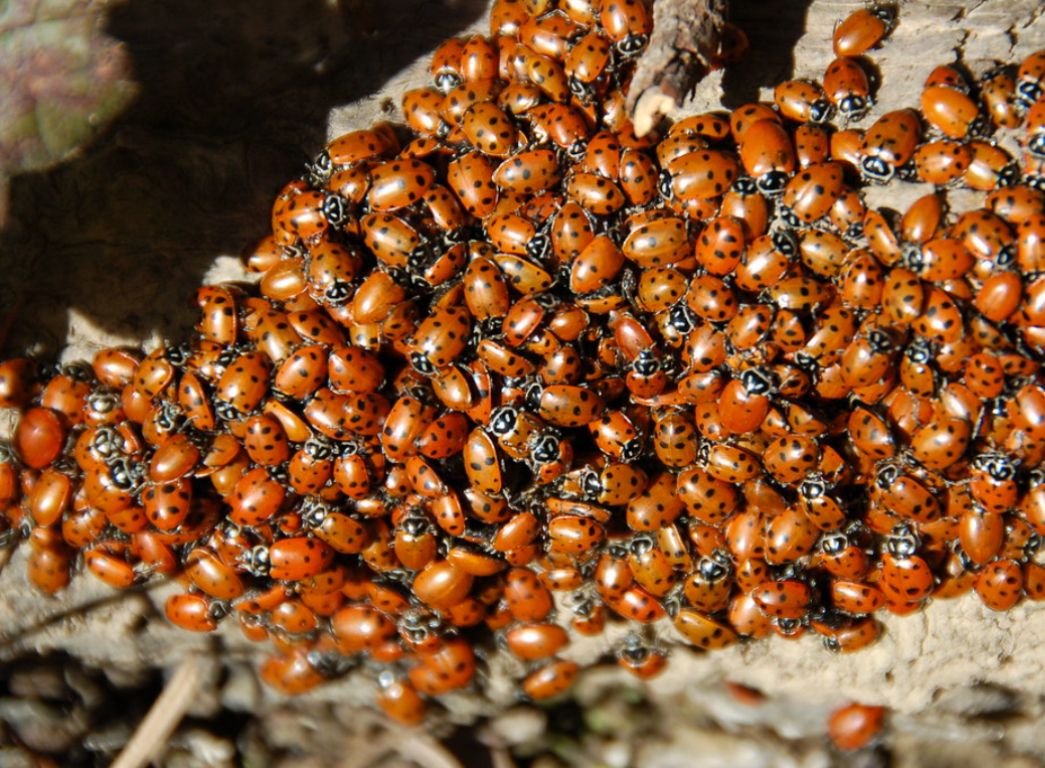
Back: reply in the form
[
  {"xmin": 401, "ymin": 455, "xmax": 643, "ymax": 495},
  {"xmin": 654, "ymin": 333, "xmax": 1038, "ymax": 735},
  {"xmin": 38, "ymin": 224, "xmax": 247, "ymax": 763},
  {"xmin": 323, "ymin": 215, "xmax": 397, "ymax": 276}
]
[{"xmin": 1, "ymin": 0, "xmax": 1045, "ymax": 765}]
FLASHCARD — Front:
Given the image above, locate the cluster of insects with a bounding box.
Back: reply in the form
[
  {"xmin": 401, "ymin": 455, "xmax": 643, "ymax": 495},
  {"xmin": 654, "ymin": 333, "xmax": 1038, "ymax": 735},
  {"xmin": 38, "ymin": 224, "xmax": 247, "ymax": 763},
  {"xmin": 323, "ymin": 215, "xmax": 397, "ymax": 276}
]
[{"xmin": 0, "ymin": 0, "xmax": 1044, "ymax": 730}]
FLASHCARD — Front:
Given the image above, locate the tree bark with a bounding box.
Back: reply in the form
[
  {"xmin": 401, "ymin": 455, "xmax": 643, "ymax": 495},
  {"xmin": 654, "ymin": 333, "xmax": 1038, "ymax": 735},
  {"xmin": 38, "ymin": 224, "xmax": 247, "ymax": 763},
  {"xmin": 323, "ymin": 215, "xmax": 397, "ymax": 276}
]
[{"xmin": 627, "ymin": 0, "xmax": 729, "ymax": 136}]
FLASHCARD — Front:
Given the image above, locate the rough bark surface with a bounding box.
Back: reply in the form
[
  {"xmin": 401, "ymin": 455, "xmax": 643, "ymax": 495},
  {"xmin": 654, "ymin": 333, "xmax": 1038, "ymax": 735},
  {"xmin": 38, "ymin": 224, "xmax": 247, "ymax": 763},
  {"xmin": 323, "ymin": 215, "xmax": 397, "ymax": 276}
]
[
  {"xmin": 626, "ymin": 0, "xmax": 728, "ymax": 136},
  {"xmin": 1, "ymin": 0, "xmax": 1045, "ymax": 764}
]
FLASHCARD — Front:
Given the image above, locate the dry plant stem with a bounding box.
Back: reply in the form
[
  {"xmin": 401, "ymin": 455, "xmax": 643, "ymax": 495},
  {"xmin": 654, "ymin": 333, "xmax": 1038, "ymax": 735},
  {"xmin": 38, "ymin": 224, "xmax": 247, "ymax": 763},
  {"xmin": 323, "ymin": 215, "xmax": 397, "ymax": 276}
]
[
  {"xmin": 111, "ymin": 656, "xmax": 208, "ymax": 768},
  {"xmin": 391, "ymin": 729, "xmax": 466, "ymax": 768},
  {"xmin": 490, "ymin": 747, "xmax": 518, "ymax": 768},
  {"xmin": 628, "ymin": 0, "xmax": 728, "ymax": 135}
]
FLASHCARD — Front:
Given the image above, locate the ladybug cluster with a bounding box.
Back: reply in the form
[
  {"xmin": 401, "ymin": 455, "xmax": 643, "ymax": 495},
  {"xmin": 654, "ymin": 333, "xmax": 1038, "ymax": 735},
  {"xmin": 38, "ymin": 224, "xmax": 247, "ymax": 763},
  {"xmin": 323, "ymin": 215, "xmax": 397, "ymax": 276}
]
[{"xmin": 0, "ymin": 0, "xmax": 1044, "ymax": 727}]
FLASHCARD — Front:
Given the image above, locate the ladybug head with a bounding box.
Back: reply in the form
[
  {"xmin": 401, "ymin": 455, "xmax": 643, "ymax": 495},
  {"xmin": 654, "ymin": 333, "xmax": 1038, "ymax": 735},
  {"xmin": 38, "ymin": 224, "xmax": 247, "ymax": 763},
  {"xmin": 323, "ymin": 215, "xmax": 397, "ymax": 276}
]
[
  {"xmin": 106, "ymin": 456, "xmax": 145, "ymax": 493},
  {"xmin": 214, "ymin": 399, "xmax": 242, "ymax": 423},
  {"xmin": 809, "ymin": 99, "xmax": 835, "ymax": 124},
  {"xmin": 800, "ymin": 476, "xmax": 827, "ymax": 500},
  {"xmin": 151, "ymin": 399, "xmax": 180, "ymax": 428},
  {"xmin": 777, "ymin": 205, "xmax": 801, "ymax": 229},
  {"xmin": 489, "ymin": 406, "xmax": 518, "ymax": 436},
  {"xmin": 839, "ymin": 95, "xmax": 870, "ymax": 121},
  {"xmin": 885, "ymin": 524, "xmax": 920, "ymax": 557},
  {"xmin": 900, "ymin": 242, "xmax": 925, "ymax": 274},
  {"xmin": 657, "ymin": 170, "xmax": 675, "ymax": 201},
  {"xmin": 526, "ymin": 232, "xmax": 551, "ymax": 263},
  {"xmin": 568, "ymin": 76, "xmax": 595, "ymax": 104},
  {"xmin": 300, "ymin": 498, "xmax": 329, "ymax": 528},
  {"xmin": 321, "ymin": 194, "xmax": 349, "ymax": 228},
  {"xmin": 820, "ymin": 531, "xmax": 849, "ymax": 555},
  {"xmin": 616, "ymin": 633, "xmax": 656, "ymax": 663},
  {"xmin": 410, "ymin": 351, "xmax": 436, "ymax": 376},
  {"xmin": 732, "ymin": 176, "xmax": 759, "ymax": 196},
  {"xmin": 632, "ymin": 349, "xmax": 660, "ymax": 376},
  {"xmin": 620, "ymin": 436, "xmax": 644, "ymax": 463},
  {"xmin": 904, "ymin": 336, "xmax": 933, "ymax": 364},
  {"xmin": 972, "ymin": 452, "xmax": 1018, "ymax": 481},
  {"xmin": 91, "ymin": 426, "xmax": 122, "ymax": 459},
  {"xmin": 629, "ymin": 533, "xmax": 656, "ymax": 557},
  {"xmin": 524, "ymin": 382, "xmax": 544, "ymax": 411},
  {"xmin": 740, "ymin": 366, "xmax": 774, "ymax": 396},
  {"xmin": 85, "ymin": 389, "xmax": 121, "ymax": 418},
  {"xmin": 580, "ymin": 467, "xmax": 602, "ymax": 499},
  {"xmin": 63, "ymin": 361, "xmax": 94, "ymax": 382},
  {"xmin": 323, "ymin": 281, "xmax": 353, "ymax": 305},
  {"xmin": 860, "ymin": 154, "xmax": 893, "ymax": 183},
  {"xmin": 306, "ymin": 649, "xmax": 353, "ymax": 678},
  {"xmin": 530, "ymin": 433, "xmax": 561, "ymax": 464},
  {"xmin": 1016, "ymin": 79, "xmax": 1043, "ymax": 109},
  {"xmin": 304, "ymin": 437, "xmax": 335, "ymax": 461},
  {"xmin": 770, "ymin": 227, "xmax": 798, "ymax": 257},
  {"xmin": 615, "ymin": 34, "xmax": 648, "ymax": 58},
  {"xmin": 667, "ymin": 304, "xmax": 696, "ymax": 334},
  {"xmin": 1027, "ymin": 132, "xmax": 1045, "ymax": 160},
  {"xmin": 756, "ymin": 170, "xmax": 790, "ymax": 196},
  {"xmin": 867, "ymin": 329, "xmax": 894, "ymax": 354},
  {"xmin": 697, "ymin": 554, "xmax": 730, "ymax": 582},
  {"xmin": 164, "ymin": 344, "xmax": 191, "ymax": 367},
  {"xmin": 241, "ymin": 545, "xmax": 271, "ymax": 577},
  {"xmin": 401, "ymin": 516, "xmax": 432, "ymax": 537},
  {"xmin": 434, "ymin": 71, "xmax": 462, "ymax": 93},
  {"xmin": 874, "ymin": 461, "xmax": 900, "ymax": 490},
  {"xmin": 566, "ymin": 140, "xmax": 587, "ymax": 163},
  {"xmin": 306, "ymin": 150, "xmax": 332, "ymax": 184}
]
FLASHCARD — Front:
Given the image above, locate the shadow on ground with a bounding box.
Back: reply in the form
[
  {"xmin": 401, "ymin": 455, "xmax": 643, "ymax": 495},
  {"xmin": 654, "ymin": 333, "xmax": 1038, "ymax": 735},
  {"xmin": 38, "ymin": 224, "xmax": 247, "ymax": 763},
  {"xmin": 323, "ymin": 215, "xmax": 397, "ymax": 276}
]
[
  {"xmin": 721, "ymin": 0, "xmax": 815, "ymax": 107},
  {"xmin": 0, "ymin": 0, "xmax": 485, "ymax": 356}
]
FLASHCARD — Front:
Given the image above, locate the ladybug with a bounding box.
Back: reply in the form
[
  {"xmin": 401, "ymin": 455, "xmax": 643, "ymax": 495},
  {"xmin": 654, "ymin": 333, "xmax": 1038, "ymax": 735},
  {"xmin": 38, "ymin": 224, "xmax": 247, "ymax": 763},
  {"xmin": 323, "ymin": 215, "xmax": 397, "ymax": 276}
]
[
  {"xmin": 504, "ymin": 622, "xmax": 570, "ymax": 661},
  {"xmin": 376, "ymin": 674, "xmax": 426, "ymax": 726},
  {"xmin": 673, "ymin": 608, "xmax": 739, "ymax": 650},
  {"xmin": 860, "ymin": 109, "xmax": 921, "ymax": 182},
  {"xmin": 974, "ymin": 559, "xmax": 1023, "ymax": 611},
  {"xmin": 828, "ymin": 703, "xmax": 886, "ymax": 750},
  {"xmin": 605, "ymin": 585, "xmax": 666, "ymax": 623},
  {"xmin": 522, "ymin": 659, "xmax": 580, "ymax": 700},
  {"xmin": 547, "ymin": 514, "xmax": 605, "ymax": 556},
  {"xmin": 622, "ymin": 216, "xmax": 689, "ymax": 267},
  {"xmin": 980, "ymin": 66, "xmax": 1023, "ymax": 130},
  {"xmin": 683, "ymin": 553, "xmax": 733, "ymax": 612},
  {"xmin": 779, "ymin": 162, "xmax": 845, "ymax": 225},
  {"xmin": 165, "ymin": 592, "xmax": 223, "ymax": 633},
  {"xmin": 447, "ymin": 152, "xmax": 499, "ymax": 217},
  {"xmin": 774, "ymin": 79, "xmax": 833, "ymax": 124},
  {"xmin": 600, "ymin": 0, "xmax": 652, "ymax": 55},
  {"xmin": 260, "ymin": 649, "xmax": 326, "ymax": 696},
  {"xmin": 832, "ymin": 6, "xmax": 894, "ymax": 56},
  {"xmin": 249, "ymin": 537, "xmax": 335, "ymax": 582},
  {"xmin": 830, "ymin": 580, "xmax": 885, "ymax": 615},
  {"xmin": 880, "ymin": 529, "xmax": 934, "ymax": 603},
  {"xmin": 662, "ymin": 150, "xmax": 740, "ymax": 202},
  {"xmin": 823, "ymin": 56, "xmax": 872, "ymax": 120},
  {"xmin": 738, "ymin": 118, "xmax": 797, "ymax": 193},
  {"xmin": 409, "ymin": 306, "xmax": 472, "ymax": 374},
  {"xmin": 615, "ymin": 634, "xmax": 669, "ymax": 679},
  {"xmin": 505, "ymin": 567, "xmax": 554, "ymax": 622},
  {"xmin": 921, "ymin": 84, "xmax": 983, "ymax": 140},
  {"xmin": 751, "ymin": 579, "xmax": 812, "ymax": 620},
  {"xmin": 1016, "ymin": 48, "xmax": 1045, "ymax": 107},
  {"xmin": 185, "ymin": 548, "xmax": 247, "ymax": 601}
]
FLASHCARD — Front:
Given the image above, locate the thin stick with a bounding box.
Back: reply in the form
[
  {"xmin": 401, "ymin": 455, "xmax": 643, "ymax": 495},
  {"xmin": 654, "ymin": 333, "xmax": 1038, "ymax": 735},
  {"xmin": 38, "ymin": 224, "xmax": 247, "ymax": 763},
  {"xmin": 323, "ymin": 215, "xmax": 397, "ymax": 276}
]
[
  {"xmin": 393, "ymin": 729, "xmax": 465, "ymax": 768},
  {"xmin": 628, "ymin": 0, "xmax": 729, "ymax": 135},
  {"xmin": 111, "ymin": 656, "xmax": 207, "ymax": 768}
]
